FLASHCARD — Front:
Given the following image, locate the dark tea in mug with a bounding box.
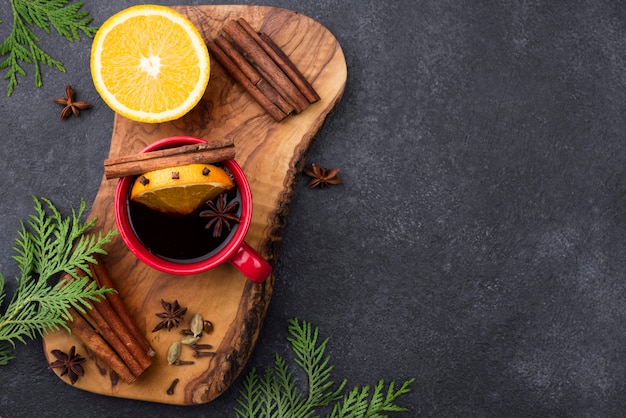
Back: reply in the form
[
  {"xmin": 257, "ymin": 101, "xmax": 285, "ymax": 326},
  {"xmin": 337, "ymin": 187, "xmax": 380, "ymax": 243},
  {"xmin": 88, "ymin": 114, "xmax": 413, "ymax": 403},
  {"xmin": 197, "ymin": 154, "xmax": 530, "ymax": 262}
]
[{"xmin": 127, "ymin": 166, "xmax": 242, "ymax": 263}]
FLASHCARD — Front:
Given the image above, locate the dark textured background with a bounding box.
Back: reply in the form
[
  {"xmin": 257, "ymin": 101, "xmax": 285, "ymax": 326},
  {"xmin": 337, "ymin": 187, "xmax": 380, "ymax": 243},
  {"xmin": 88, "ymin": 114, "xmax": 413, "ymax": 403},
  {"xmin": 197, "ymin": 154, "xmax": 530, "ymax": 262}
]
[{"xmin": 1, "ymin": 1, "xmax": 625, "ymax": 416}]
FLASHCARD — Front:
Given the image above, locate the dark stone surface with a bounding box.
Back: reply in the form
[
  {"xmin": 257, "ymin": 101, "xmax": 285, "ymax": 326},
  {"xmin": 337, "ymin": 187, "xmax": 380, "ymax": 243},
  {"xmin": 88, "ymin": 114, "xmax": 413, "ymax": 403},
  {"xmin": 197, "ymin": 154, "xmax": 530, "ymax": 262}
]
[{"xmin": 1, "ymin": 0, "xmax": 625, "ymax": 416}]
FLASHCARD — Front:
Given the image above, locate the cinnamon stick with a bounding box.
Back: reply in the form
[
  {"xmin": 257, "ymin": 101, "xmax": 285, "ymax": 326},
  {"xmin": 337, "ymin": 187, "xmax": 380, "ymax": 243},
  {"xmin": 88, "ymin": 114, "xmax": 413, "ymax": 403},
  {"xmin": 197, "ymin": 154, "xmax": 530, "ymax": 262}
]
[
  {"xmin": 222, "ymin": 19, "xmax": 310, "ymax": 113},
  {"xmin": 66, "ymin": 307, "xmax": 136, "ymax": 384},
  {"xmin": 92, "ymin": 296, "xmax": 151, "ymax": 369},
  {"xmin": 89, "ymin": 258, "xmax": 155, "ymax": 358},
  {"xmin": 258, "ymin": 31, "xmax": 320, "ymax": 104},
  {"xmin": 214, "ymin": 34, "xmax": 294, "ymax": 115},
  {"xmin": 215, "ymin": 35, "xmax": 262, "ymax": 85},
  {"xmin": 80, "ymin": 294, "xmax": 147, "ymax": 377},
  {"xmin": 208, "ymin": 40, "xmax": 288, "ymax": 121},
  {"xmin": 237, "ymin": 18, "xmax": 319, "ymax": 104},
  {"xmin": 63, "ymin": 271, "xmax": 152, "ymax": 377},
  {"xmin": 104, "ymin": 141, "xmax": 236, "ymax": 179}
]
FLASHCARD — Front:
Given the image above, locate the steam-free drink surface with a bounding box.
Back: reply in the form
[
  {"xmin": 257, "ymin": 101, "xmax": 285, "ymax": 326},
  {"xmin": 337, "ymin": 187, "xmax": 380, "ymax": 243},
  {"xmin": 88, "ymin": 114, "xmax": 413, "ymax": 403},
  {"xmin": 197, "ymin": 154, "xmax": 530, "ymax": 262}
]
[{"xmin": 128, "ymin": 185, "xmax": 241, "ymax": 263}]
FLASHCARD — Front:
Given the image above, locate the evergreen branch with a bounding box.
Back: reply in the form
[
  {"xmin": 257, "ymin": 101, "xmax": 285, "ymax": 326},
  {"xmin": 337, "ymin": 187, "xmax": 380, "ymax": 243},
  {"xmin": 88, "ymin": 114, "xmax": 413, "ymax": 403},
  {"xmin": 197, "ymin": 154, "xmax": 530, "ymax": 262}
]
[
  {"xmin": 329, "ymin": 379, "xmax": 416, "ymax": 418},
  {"xmin": 273, "ymin": 354, "xmax": 308, "ymax": 416},
  {"xmin": 0, "ymin": 196, "xmax": 118, "ymax": 365},
  {"xmin": 329, "ymin": 385, "xmax": 370, "ymax": 418},
  {"xmin": 259, "ymin": 364, "xmax": 281, "ymax": 417},
  {"xmin": 0, "ymin": 344, "xmax": 14, "ymax": 365},
  {"xmin": 235, "ymin": 369, "xmax": 264, "ymax": 418},
  {"xmin": 0, "ymin": 273, "xmax": 5, "ymax": 308},
  {"xmin": 0, "ymin": 0, "xmax": 98, "ymax": 96},
  {"xmin": 288, "ymin": 318, "xmax": 346, "ymax": 414},
  {"xmin": 234, "ymin": 319, "xmax": 414, "ymax": 418}
]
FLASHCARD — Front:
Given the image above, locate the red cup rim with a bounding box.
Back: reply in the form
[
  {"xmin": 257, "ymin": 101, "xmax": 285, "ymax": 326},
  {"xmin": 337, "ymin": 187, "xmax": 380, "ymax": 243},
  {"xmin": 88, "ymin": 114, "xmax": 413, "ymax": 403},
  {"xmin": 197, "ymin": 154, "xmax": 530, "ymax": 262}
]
[{"xmin": 114, "ymin": 136, "xmax": 252, "ymax": 275}]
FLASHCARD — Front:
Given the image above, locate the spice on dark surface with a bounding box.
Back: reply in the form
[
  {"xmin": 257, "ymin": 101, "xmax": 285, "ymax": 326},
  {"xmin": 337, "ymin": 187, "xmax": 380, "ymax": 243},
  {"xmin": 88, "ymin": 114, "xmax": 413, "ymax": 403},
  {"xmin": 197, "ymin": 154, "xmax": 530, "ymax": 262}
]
[
  {"xmin": 52, "ymin": 84, "xmax": 92, "ymax": 120},
  {"xmin": 152, "ymin": 299, "xmax": 188, "ymax": 332},
  {"xmin": 48, "ymin": 346, "xmax": 86, "ymax": 385},
  {"xmin": 200, "ymin": 193, "xmax": 241, "ymax": 238},
  {"xmin": 304, "ymin": 163, "xmax": 343, "ymax": 188}
]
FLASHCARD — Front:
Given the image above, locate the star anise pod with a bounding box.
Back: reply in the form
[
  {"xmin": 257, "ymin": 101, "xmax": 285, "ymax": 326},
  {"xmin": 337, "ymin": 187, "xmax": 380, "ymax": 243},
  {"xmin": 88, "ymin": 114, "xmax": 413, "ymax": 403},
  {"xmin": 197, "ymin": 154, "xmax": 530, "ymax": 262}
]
[
  {"xmin": 200, "ymin": 193, "xmax": 241, "ymax": 238},
  {"xmin": 152, "ymin": 299, "xmax": 188, "ymax": 332},
  {"xmin": 48, "ymin": 345, "xmax": 86, "ymax": 385},
  {"xmin": 304, "ymin": 163, "xmax": 343, "ymax": 188},
  {"xmin": 52, "ymin": 84, "xmax": 92, "ymax": 120}
]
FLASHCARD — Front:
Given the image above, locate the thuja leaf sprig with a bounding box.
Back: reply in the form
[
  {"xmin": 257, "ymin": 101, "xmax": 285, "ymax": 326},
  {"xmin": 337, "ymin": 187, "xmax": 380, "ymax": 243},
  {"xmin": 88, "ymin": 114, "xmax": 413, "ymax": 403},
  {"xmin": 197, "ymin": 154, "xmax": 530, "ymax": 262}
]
[
  {"xmin": 234, "ymin": 318, "xmax": 415, "ymax": 418},
  {"xmin": 0, "ymin": 196, "xmax": 118, "ymax": 365},
  {"xmin": 287, "ymin": 318, "xmax": 347, "ymax": 413},
  {"xmin": 329, "ymin": 379, "xmax": 415, "ymax": 418},
  {"xmin": 0, "ymin": 0, "xmax": 98, "ymax": 96}
]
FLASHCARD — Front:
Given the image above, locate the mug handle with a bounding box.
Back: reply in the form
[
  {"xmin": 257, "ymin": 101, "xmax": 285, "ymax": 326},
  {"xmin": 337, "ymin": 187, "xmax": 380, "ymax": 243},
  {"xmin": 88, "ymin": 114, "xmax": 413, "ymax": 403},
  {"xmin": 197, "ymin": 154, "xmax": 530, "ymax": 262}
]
[{"xmin": 228, "ymin": 241, "xmax": 272, "ymax": 283}]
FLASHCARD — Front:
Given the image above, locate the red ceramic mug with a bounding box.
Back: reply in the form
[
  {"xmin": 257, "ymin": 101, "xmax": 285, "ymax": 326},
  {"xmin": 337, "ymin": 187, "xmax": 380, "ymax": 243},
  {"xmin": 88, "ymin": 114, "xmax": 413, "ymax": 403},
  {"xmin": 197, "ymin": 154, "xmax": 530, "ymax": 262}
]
[{"xmin": 114, "ymin": 136, "xmax": 272, "ymax": 283}]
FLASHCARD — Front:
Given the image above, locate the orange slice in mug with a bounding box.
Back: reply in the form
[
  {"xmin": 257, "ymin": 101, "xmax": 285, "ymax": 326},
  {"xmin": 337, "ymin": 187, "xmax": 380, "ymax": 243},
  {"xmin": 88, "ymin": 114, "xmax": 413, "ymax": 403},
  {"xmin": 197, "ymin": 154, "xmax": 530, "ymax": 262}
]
[{"xmin": 130, "ymin": 163, "xmax": 234, "ymax": 215}]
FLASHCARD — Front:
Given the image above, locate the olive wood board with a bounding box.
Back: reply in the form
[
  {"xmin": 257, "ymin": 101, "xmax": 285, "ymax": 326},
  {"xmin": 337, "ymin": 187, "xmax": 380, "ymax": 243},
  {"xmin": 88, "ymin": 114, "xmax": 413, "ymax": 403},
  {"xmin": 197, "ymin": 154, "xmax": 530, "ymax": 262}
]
[{"xmin": 41, "ymin": 4, "xmax": 346, "ymax": 405}]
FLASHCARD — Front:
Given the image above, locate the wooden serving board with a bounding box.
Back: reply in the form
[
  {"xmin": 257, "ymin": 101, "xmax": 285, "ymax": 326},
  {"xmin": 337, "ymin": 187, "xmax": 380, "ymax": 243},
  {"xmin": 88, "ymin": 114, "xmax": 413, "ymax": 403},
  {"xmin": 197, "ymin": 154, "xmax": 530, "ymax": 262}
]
[{"xmin": 41, "ymin": 5, "xmax": 346, "ymax": 405}]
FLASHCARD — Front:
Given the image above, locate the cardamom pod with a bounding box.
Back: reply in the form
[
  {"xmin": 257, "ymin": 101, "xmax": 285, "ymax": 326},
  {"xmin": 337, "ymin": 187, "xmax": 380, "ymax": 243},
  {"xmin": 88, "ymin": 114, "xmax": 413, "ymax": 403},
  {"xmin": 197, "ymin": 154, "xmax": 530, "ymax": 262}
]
[
  {"xmin": 181, "ymin": 334, "xmax": 200, "ymax": 346},
  {"xmin": 190, "ymin": 313, "xmax": 204, "ymax": 337},
  {"xmin": 167, "ymin": 341, "xmax": 181, "ymax": 365}
]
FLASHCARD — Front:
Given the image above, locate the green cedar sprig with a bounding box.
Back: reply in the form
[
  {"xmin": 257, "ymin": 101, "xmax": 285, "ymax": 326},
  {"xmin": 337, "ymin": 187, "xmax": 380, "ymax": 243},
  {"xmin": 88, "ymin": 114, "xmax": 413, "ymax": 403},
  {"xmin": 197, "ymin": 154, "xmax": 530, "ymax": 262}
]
[
  {"xmin": 0, "ymin": 0, "xmax": 98, "ymax": 97},
  {"xmin": 235, "ymin": 318, "xmax": 415, "ymax": 418},
  {"xmin": 0, "ymin": 196, "xmax": 117, "ymax": 365}
]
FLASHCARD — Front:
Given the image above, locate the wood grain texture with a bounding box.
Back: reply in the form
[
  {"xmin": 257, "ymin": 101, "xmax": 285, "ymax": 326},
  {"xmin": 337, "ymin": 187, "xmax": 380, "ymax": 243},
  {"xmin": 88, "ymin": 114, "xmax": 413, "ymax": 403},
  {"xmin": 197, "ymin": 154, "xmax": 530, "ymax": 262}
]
[{"xmin": 41, "ymin": 5, "xmax": 346, "ymax": 405}]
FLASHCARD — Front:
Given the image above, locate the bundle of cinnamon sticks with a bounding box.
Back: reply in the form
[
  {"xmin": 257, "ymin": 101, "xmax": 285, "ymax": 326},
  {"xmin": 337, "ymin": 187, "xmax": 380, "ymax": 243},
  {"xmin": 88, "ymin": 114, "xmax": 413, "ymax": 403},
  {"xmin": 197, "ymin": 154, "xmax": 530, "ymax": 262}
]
[
  {"xmin": 64, "ymin": 256, "xmax": 155, "ymax": 384},
  {"xmin": 208, "ymin": 18, "xmax": 320, "ymax": 121}
]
